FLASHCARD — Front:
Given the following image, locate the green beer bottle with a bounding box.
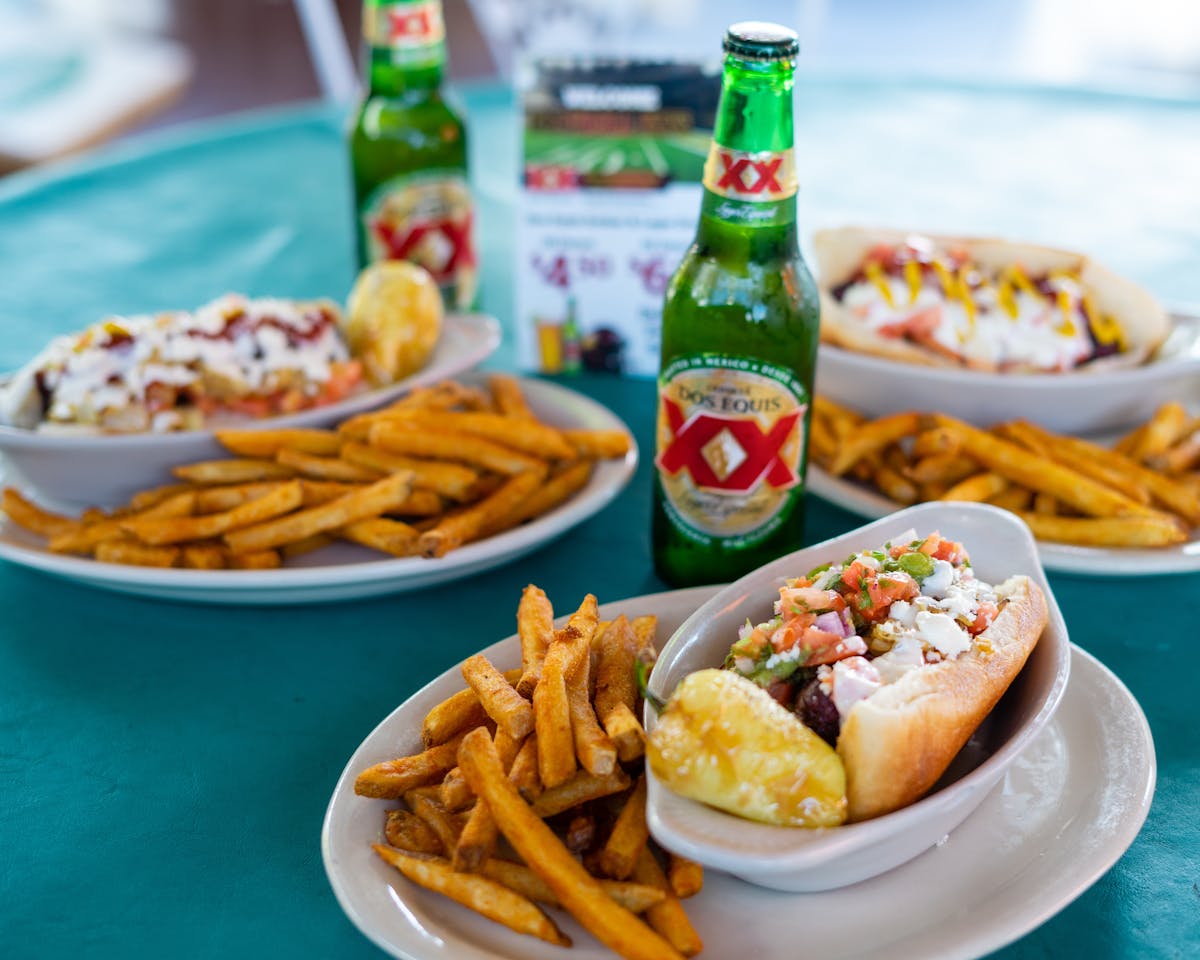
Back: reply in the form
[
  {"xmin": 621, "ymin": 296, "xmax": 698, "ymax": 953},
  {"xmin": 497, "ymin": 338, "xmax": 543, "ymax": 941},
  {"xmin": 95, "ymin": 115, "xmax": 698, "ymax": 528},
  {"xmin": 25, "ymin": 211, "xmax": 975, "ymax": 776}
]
[
  {"xmin": 349, "ymin": 0, "xmax": 478, "ymax": 309},
  {"xmin": 652, "ymin": 22, "xmax": 820, "ymax": 587}
]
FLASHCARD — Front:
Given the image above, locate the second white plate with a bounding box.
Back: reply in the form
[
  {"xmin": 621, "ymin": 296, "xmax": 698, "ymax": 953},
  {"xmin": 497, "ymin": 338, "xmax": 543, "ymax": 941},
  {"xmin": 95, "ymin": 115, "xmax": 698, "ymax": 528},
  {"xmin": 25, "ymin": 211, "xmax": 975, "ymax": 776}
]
[
  {"xmin": 323, "ymin": 586, "xmax": 1155, "ymax": 960},
  {"xmin": 807, "ymin": 466, "xmax": 1200, "ymax": 577},
  {"xmin": 0, "ymin": 377, "xmax": 636, "ymax": 604}
]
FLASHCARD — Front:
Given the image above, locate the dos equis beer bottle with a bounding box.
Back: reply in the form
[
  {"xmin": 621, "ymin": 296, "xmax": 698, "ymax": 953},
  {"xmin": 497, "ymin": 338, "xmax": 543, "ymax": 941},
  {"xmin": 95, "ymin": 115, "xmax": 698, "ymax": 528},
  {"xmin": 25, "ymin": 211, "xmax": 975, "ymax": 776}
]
[
  {"xmin": 653, "ymin": 22, "xmax": 820, "ymax": 587},
  {"xmin": 349, "ymin": 0, "xmax": 478, "ymax": 309}
]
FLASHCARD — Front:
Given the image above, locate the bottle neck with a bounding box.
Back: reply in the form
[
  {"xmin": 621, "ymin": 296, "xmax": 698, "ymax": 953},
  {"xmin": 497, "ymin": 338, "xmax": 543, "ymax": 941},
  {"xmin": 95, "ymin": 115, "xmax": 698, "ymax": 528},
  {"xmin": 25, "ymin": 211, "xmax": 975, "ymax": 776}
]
[
  {"xmin": 697, "ymin": 53, "xmax": 798, "ymax": 247},
  {"xmin": 362, "ymin": 0, "xmax": 446, "ymax": 96}
]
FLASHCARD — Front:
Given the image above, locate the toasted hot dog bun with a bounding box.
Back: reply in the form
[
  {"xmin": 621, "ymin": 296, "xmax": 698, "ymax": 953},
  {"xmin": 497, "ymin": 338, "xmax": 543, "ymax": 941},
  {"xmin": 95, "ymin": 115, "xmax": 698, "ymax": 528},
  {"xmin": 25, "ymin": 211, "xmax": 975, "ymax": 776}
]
[
  {"xmin": 837, "ymin": 574, "xmax": 1048, "ymax": 822},
  {"xmin": 814, "ymin": 226, "xmax": 1168, "ymax": 373}
]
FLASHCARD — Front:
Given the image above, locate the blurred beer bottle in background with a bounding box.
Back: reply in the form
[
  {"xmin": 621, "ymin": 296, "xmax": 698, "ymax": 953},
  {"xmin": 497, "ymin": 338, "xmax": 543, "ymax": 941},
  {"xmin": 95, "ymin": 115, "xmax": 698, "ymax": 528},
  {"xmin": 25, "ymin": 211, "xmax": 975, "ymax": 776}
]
[
  {"xmin": 653, "ymin": 21, "xmax": 820, "ymax": 587},
  {"xmin": 349, "ymin": 0, "xmax": 478, "ymax": 309}
]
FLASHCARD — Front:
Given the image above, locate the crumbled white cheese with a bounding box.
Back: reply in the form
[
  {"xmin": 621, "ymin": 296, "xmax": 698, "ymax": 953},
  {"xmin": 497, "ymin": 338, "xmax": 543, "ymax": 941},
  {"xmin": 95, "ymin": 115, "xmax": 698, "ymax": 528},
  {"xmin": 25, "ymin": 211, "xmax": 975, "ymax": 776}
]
[
  {"xmin": 922, "ymin": 559, "xmax": 955, "ymax": 599},
  {"xmin": 889, "ymin": 599, "xmax": 917, "ymax": 628},
  {"xmin": 914, "ymin": 611, "xmax": 971, "ymax": 659},
  {"xmin": 829, "ymin": 656, "xmax": 882, "ymax": 721}
]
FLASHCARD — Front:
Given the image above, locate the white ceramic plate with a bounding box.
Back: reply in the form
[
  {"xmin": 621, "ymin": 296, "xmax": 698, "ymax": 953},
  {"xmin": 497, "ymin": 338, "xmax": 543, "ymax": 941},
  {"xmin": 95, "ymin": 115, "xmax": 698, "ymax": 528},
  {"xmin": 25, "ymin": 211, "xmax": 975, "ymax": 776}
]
[
  {"xmin": 0, "ymin": 311, "xmax": 501, "ymax": 508},
  {"xmin": 322, "ymin": 586, "xmax": 1155, "ymax": 960},
  {"xmin": 0, "ymin": 377, "xmax": 635, "ymax": 604},
  {"xmin": 816, "ymin": 311, "xmax": 1200, "ymax": 435},
  {"xmin": 644, "ymin": 502, "xmax": 1071, "ymax": 892},
  {"xmin": 807, "ymin": 466, "xmax": 1200, "ymax": 577}
]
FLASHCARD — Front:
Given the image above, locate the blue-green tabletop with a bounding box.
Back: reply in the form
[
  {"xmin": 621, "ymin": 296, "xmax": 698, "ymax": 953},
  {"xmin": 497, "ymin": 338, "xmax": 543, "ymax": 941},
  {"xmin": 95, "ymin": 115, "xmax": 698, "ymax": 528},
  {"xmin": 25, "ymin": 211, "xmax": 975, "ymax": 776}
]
[{"xmin": 0, "ymin": 82, "xmax": 1197, "ymax": 959}]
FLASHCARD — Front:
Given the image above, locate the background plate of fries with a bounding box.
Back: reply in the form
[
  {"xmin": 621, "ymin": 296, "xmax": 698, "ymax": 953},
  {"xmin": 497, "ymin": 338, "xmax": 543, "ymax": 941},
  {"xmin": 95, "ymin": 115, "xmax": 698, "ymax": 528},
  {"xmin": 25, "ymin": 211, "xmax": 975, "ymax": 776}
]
[
  {"xmin": 807, "ymin": 396, "xmax": 1200, "ymax": 576},
  {"xmin": 817, "ymin": 310, "xmax": 1200, "ymax": 435},
  {"xmin": 0, "ymin": 376, "xmax": 636, "ymax": 603},
  {"xmin": 0, "ymin": 311, "xmax": 501, "ymax": 508},
  {"xmin": 322, "ymin": 586, "xmax": 1155, "ymax": 960}
]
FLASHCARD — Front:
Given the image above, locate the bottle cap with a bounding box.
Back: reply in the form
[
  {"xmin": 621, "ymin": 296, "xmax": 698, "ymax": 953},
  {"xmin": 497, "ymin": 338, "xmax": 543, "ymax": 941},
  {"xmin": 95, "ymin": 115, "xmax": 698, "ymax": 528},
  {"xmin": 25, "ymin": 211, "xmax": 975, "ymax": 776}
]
[{"xmin": 723, "ymin": 21, "xmax": 799, "ymax": 61}]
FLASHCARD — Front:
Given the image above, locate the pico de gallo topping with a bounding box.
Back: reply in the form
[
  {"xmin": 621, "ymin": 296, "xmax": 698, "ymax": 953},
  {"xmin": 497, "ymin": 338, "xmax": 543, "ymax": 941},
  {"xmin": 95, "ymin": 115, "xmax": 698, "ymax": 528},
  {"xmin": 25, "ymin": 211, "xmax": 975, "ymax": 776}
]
[
  {"xmin": 0, "ymin": 295, "xmax": 364, "ymax": 433},
  {"xmin": 830, "ymin": 237, "xmax": 1127, "ymax": 372},
  {"xmin": 726, "ymin": 531, "xmax": 1003, "ymax": 745}
]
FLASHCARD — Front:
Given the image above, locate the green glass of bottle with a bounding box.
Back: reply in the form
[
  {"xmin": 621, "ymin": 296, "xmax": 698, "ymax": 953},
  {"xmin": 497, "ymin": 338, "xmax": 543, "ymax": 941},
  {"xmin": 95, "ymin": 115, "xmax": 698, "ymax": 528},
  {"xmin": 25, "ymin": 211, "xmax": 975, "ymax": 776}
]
[
  {"xmin": 652, "ymin": 21, "xmax": 821, "ymax": 588},
  {"xmin": 349, "ymin": 0, "xmax": 478, "ymax": 309}
]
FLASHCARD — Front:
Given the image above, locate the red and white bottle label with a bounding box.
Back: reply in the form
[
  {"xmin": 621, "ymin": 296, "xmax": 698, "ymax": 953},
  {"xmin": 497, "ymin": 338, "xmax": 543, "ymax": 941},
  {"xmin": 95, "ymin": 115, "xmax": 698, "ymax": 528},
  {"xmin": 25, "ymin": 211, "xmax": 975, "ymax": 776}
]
[
  {"xmin": 365, "ymin": 1, "xmax": 445, "ymax": 50},
  {"xmin": 655, "ymin": 355, "xmax": 807, "ymax": 545},
  {"xmin": 702, "ymin": 145, "xmax": 797, "ymax": 202}
]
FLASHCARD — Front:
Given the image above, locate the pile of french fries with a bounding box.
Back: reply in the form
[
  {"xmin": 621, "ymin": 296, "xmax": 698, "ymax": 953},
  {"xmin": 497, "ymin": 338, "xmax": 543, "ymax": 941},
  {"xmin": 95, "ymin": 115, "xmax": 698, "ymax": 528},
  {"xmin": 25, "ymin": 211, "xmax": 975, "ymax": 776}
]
[
  {"xmin": 810, "ymin": 397, "xmax": 1200, "ymax": 548},
  {"xmin": 0, "ymin": 376, "xmax": 631, "ymax": 569},
  {"xmin": 355, "ymin": 588, "xmax": 703, "ymax": 959}
]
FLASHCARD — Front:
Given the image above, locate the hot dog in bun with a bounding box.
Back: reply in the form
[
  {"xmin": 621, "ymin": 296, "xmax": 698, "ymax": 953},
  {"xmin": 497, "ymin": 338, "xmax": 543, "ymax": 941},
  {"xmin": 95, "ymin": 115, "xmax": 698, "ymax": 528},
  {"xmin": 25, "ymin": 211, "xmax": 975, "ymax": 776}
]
[{"xmin": 814, "ymin": 226, "xmax": 1168, "ymax": 374}]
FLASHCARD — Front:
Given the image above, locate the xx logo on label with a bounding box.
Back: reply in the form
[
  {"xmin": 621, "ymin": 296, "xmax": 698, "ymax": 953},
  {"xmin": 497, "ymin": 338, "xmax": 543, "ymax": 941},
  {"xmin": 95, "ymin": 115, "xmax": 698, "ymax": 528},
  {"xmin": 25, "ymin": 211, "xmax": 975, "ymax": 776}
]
[
  {"xmin": 716, "ymin": 152, "xmax": 784, "ymax": 195},
  {"xmin": 373, "ymin": 214, "xmax": 475, "ymax": 280},
  {"xmin": 657, "ymin": 397, "xmax": 800, "ymax": 493},
  {"xmin": 388, "ymin": 7, "xmax": 437, "ymax": 41}
]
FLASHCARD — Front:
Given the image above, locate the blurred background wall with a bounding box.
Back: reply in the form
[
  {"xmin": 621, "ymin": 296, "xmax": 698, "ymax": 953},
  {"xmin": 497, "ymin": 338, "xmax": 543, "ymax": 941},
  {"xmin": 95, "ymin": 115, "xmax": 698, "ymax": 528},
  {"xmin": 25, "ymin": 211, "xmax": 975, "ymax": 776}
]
[{"xmin": 1, "ymin": 0, "xmax": 1199, "ymax": 173}]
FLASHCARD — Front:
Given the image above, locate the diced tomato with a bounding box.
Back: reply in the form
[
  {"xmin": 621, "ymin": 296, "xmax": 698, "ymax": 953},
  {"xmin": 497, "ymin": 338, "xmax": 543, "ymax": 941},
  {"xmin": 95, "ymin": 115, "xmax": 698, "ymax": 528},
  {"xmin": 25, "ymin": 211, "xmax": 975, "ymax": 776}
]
[
  {"xmin": 917, "ymin": 533, "xmax": 968, "ymax": 564},
  {"xmin": 315, "ymin": 360, "xmax": 364, "ymax": 405},
  {"xmin": 878, "ymin": 306, "xmax": 941, "ymax": 340},
  {"xmin": 226, "ymin": 396, "xmax": 273, "ymax": 418},
  {"xmin": 968, "ymin": 601, "xmax": 998, "ymax": 636},
  {"xmin": 798, "ymin": 628, "xmax": 855, "ymax": 666}
]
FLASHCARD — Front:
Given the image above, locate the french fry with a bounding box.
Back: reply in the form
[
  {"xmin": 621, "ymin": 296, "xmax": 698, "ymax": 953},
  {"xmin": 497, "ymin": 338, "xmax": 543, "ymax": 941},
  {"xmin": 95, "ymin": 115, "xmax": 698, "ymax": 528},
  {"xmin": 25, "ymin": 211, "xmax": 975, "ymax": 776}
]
[
  {"xmin": 873, "ymin": 464, "xmax": 918, "ymax": 505},
  {"xmin": 440, "ymin": 768, "xmax": 474, "ymax": 813},
  {"xmin": 461, "ymin": 654, "xmax": 535, "ymax": 741},
  {"xmin": 369, "ymin": 422, "xmax": 547, "ymax": 475},
  {"xmin": 488, "ymin": 373, "xmax": 535, "ymax": 419},
  {"xmin": 931, "ymin": 415, "xmax": 1158, "ymax": 519},
  {"xmin": 534, "ymin": 641, "xmax": 576, "ymax": 789},
  {"xmin": 594, "ymin": 616, "xmax": 645, "ymax": 762},
  {"xmin": 385, "ymin": 809, "xmax": 445, "ymax": 855},
  {"xmin": 214, "ymin": 428, "xmax": 342, "ymax": 457},
  {"xmin": 561, "ymin": 429, "xmax": 633, "ymax": 459},
  {"xmin": 1, "ymin": 488, "xmax": 77, "ymax": 537},
  {"xmin": 49, "ymin": 491, "xmax": 196, "ymax": 555},
  {"xmin": 406, "ymin": 790, "xmax": 466, "ymax": 854},
  {"xmin": 229, "ymin": 549, "xmax": 282, "ymax": 569},
  {"xmin": 280, "ymin": 533, "xmax": 334, "ymax": 558},
  {"xmin": 666, "ymin": 855, "xmax": 703, "ymax": 900},
  {"xmin": 1130, "ymin": 401, "xmax": 1190, "ymax": 461},
  {"xmin": 632, "ymin": 849, "xmax": 703, "ymax": 957},
  {"xmin": 479, "ymin": 859, "xmax": 666, "ymax": 914},
  {"xmin": 180, "ymin": 543, "xmax": 227, "ymax": 570},
  {"xmin": 1001, "ymin": 420, "xmax": 1151, "ymax": 505},
  {"xmin": 193, "ymin": 481, "xmax": 288, "ymax": 513},
  {"xmin": 128, "ymin": 483, "xmax": 195, "ymax": 511},
  {"xmin": 1033, "ymin": 492, "xmax": 1059, "ymax": 515},
  {"xmin": 828, "ymin": 412, "xmax": 922, "ymax": 476},
  {"xmin": 122, "ymin": 480, "xmax": 303, "ymax": 545},
  {"xmin": 339, "ymin": 442, "xmax": 479, "ymax": 500},
  {"xmin": 94, "ymin": 541, "xmax": 180, "ymax": 568},
  {"xmin": 172, "ymin": 458, "xmax": 296, "ymax": 484},
  {"xmin": 384, "ymin": 410, "xmax": 575, "ymax": 461},
  {"xmin": 275, "ymin": 447, "xmax": 383, "ymax": 483},
  {"xmin": 299, "ymin": 480, "xmax": 368, "ymax": 506},
  {"xmin": 507, "ymin": 734, "xmax": 542, "ymax": 802},
  {"xmin": 373, "ymin": 846, "xmax": 571, "ymax": 947},
  {"xmin": 354, "ymin": 731, "xmax": 467, "ymax": 799},
  {"xmin": 452, "ymin": 728, "xmax": 525, "ymax": 872},
  {"xmin": 910, "ymin": 426, "xmax": 961, "ymax": 458},
  {"xmin": 598, "ymin": 775, "xmax": 650, "ymax": 880},
  {"xmin": 940, "ymin": 472, "xmax": 1008, "ymax": 503},
  {"xmin": 485, "ymin": 461, "xmax": 593, "ymax": 535},
  {"xmin": 567, "ymin": 676, "xmax": 617, "ymax": 776},
  {"xmin": 223, "ymin": 471, "xmax": 413, "ymax": 554},
  {"xmin": 1149, "ymin": 430, "xmax": 1200, "ymax": 474},
  {"xmin": 419, "ymin": 468, "xmax": 546, "ymax": 558},
  {"xmin": 987, "ymin": 486, "xmax": 1034, "ymax": 513},
  {"xmin": 516, "ymin": 585, "xmax": 554, "ymax": 698},
  {"xmin": 531, "ymin": 767, "xmax": 632, "ymax": 818},
  {"xmin": 339, "ymin": 517, "xmax": 420, "ymax": 557},
  {"xmin": 1018, "ymin": 512, "xmax": 1188, "ymax": 547},
  {"xmin": 904, "ymin": 452, "xmax": 978, "ymax": 487},
  {"xmin": 421, "ymin": 667, "xmax": 523, "ymax": 747},
  {"xmin": 456, "ymin": 728, "xmax": 684, "ymax": 960},
  {"xmin": 812, "ymin": 395, "xmax": 861, "ymax": 434}
]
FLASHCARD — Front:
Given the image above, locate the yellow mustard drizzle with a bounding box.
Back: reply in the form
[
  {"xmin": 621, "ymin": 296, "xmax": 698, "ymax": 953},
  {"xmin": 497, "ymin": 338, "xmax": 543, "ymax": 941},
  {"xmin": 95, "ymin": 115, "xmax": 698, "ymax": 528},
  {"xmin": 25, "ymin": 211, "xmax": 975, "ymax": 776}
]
[
  {"xmin": 1084, "ymin": 294, "xmax": 1127, "ymax": 350},
  {"xmin": 903, "ymin": 260, "xmax": 923, "ymax": 305},
  {"xmin": 1009, "ymin": 265, "xmax": 1040, "ymax": 300},
  {"xmin": 956, "ymin": 266, "xmax": 977, "ymax": 341},
  {"xmin": 1055, "ymin": 289, "xmax": 1078, "ymax": 337},
  {"xmin": 865, "ymin": 261, "xmax": 896, "ymax": 308},
  {"xmin": 931, "ymin": 259, "xmax": 955, "ymax": 297},
  {"xmin": 997, "ymin": 269, "xmax": 1019, "ymax": 318}
]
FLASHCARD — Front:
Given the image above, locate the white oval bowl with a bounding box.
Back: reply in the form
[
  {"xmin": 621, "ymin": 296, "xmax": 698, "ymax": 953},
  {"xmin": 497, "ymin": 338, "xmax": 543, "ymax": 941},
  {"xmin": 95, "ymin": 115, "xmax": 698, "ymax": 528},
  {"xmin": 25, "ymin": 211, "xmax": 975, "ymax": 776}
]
[
  {"xmin": 644, "ymin": 501, "xmax": 1071, "ymax": 892},
  {"xmin": 0, "ymin": 312, "xmax": 500, "ymax": 508},
  {"xmin": 816, "ymin": 311, "xmax": 1200, "ymax": 434}
]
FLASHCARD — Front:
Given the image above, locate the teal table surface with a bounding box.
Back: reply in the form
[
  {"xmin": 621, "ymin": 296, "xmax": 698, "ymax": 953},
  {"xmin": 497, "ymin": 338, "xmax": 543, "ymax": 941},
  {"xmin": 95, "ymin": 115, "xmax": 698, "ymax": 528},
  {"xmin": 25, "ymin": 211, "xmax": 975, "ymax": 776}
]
[{"xmin": 0, "ymin": 82, "xmax": 1197, "ymax": 959}]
